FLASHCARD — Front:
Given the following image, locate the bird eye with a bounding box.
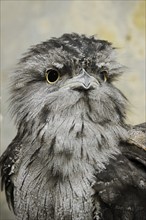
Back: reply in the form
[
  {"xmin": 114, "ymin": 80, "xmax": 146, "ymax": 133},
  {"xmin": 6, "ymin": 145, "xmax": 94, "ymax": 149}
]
[
  {"xmin": 99, "ymin": 70, "xmax": 108, "ymax": 82},
  {"xmin": 45, "ymin": 69, "xmax": 60, "ymax": 84}
]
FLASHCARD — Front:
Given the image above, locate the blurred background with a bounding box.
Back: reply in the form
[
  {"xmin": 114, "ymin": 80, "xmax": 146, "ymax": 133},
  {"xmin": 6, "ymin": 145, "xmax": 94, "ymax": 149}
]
[{"xmin": 0, "ymin": 1, "xmax": 145, "ymax": 219}]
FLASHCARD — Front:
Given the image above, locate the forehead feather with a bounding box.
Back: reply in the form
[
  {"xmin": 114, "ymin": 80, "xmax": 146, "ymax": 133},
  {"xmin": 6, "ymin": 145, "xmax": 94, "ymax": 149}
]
[{"xmin": 20, "ymin": 33, "xmax": 114, "ymax": 64}]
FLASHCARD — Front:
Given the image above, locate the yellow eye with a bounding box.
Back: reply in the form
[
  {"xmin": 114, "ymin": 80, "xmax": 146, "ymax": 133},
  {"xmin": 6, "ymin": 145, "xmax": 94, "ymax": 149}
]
[
  {"xmin": 45, "ymin": 69, "xmax": 60, "ymax": 84},
  {"xmin": 99, "ymin": 70, "xmax": 108, "ymax": 82}
]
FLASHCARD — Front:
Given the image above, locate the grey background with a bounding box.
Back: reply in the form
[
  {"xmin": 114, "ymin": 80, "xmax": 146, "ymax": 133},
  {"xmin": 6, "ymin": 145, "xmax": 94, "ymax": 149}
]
[{"xmin": 0, "ymin": 1, "xmax": 145, "ymax": 219}]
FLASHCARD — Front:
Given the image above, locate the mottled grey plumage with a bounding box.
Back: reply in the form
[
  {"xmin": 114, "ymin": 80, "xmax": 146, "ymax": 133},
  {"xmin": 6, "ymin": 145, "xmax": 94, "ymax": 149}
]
[{"xmin": 0, "ymin": 33, "xmax": 146, "ymax": 220}]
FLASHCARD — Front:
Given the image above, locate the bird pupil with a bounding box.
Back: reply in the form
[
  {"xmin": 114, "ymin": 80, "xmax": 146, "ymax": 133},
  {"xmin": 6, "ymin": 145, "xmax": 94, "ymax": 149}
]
[
  {"xmin": 99, "ymin": 71, "xmax": 107, "ymax": 81},
  {"xmin": 48, "ymin": 70, "xmax": 58, "ymax": 82}
]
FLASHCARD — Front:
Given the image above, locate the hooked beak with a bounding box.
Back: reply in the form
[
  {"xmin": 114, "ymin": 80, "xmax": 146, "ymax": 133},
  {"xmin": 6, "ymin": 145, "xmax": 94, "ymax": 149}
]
[{"xmin": 71, "ymin": 69, "xmax": 99, "ymax": 91}]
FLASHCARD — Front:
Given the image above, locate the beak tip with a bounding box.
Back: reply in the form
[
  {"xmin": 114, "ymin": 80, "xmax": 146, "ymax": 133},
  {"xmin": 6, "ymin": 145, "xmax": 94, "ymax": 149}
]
[{"xmin": 72, "ymin": 83, "xmax": 95, "ymax": 91}]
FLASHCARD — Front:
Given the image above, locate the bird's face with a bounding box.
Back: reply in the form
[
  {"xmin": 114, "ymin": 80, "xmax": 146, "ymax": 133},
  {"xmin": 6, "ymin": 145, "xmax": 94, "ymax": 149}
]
[{"xmin": 10, "ymin": 34, "xmax": 127, "ymax": 129}]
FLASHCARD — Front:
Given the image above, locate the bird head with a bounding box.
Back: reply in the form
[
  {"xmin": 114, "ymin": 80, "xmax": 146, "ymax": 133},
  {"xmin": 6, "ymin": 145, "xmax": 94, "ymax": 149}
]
[{"xmin": 10, "ymin": 33, "xmax": 127, "ymax": 128}]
